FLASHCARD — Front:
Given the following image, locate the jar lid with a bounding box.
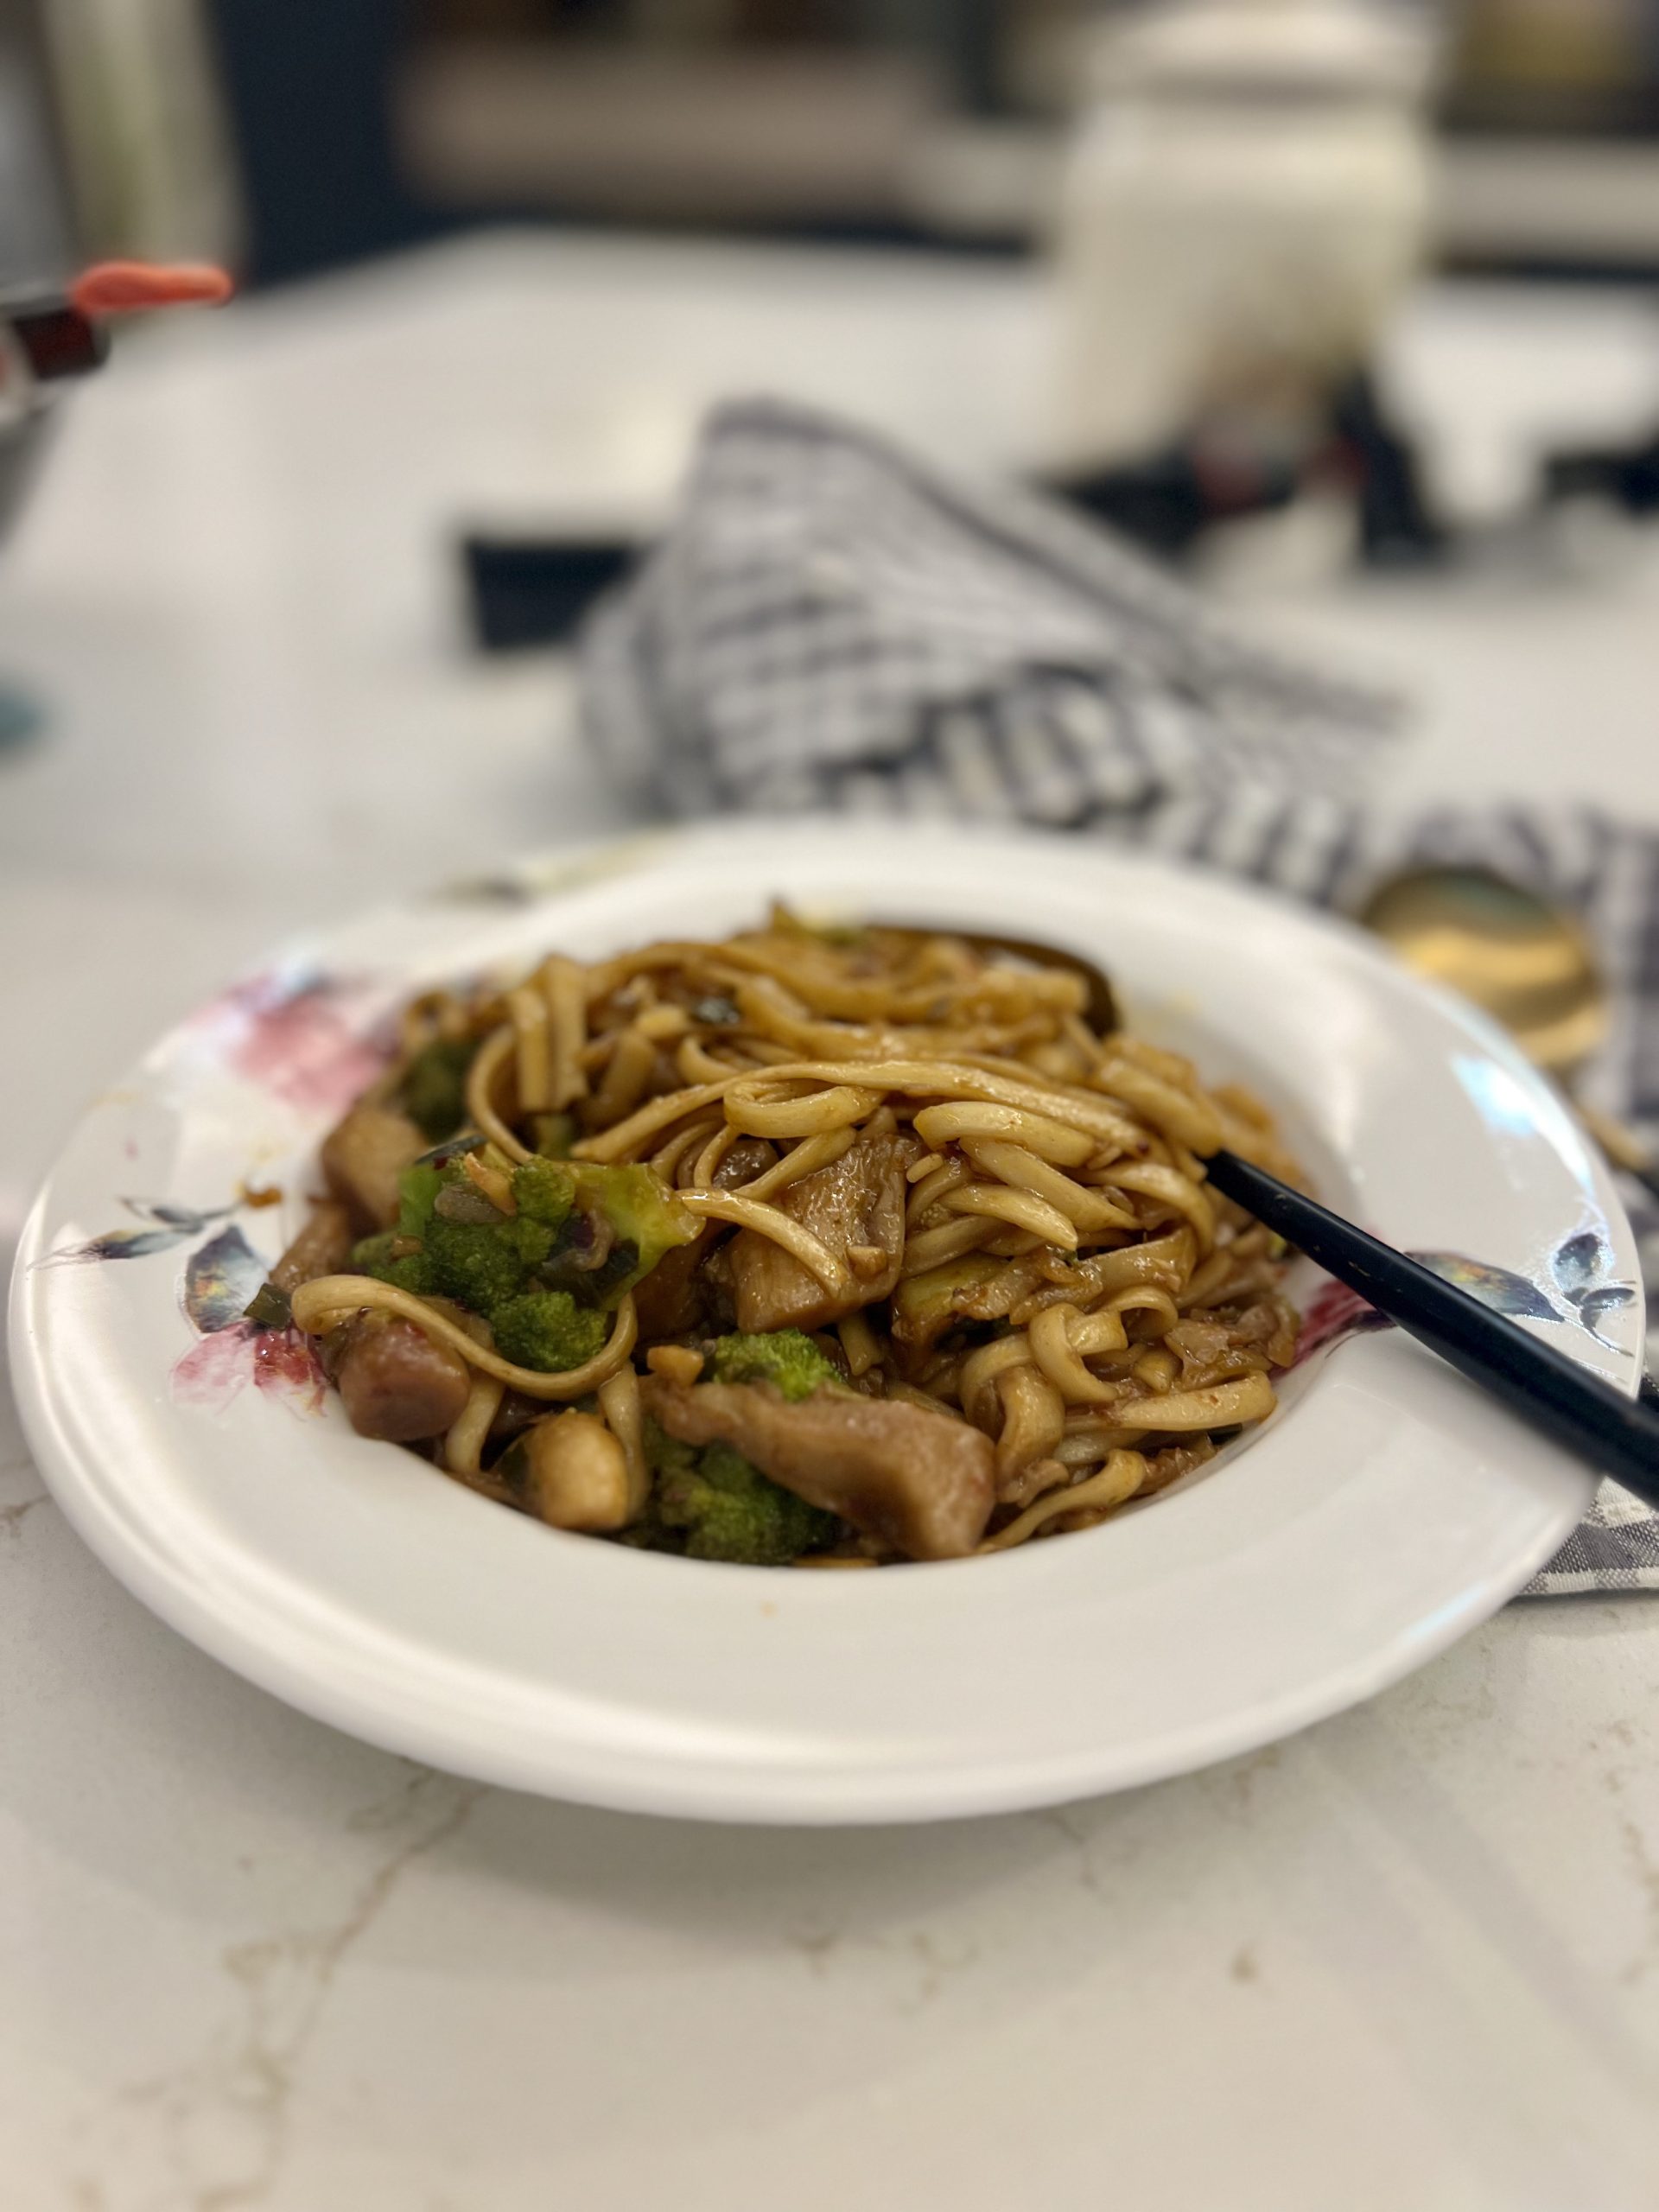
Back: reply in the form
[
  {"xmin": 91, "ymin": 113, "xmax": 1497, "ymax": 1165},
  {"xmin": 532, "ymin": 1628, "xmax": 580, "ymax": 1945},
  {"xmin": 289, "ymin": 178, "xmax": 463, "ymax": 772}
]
[{"xmin": 1090, "ymin": 0, "xmax": 1437, "ymax": 101}]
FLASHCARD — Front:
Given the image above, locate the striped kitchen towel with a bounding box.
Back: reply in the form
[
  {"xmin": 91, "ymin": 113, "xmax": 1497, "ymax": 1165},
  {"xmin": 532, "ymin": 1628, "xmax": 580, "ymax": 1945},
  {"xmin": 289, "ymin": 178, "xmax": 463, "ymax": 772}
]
[{"xmin": 581, "ymin": 398, "xmax": 1659, "ymax": 1594}]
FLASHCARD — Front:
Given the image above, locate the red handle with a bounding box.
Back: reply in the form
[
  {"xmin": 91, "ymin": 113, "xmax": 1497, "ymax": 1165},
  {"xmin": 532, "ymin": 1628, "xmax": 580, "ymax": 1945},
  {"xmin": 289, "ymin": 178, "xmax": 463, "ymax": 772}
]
[{"xmin": 68, "ymin": 261, "xmax": 234, "ymax": 317}]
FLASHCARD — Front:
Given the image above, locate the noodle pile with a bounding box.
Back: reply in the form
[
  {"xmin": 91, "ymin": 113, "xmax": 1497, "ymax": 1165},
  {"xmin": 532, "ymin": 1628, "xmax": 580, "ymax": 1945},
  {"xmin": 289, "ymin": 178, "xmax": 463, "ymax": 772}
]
[{"xmin": 284, "ymin": 910, "xmax": 1301, "ymax": 1564}]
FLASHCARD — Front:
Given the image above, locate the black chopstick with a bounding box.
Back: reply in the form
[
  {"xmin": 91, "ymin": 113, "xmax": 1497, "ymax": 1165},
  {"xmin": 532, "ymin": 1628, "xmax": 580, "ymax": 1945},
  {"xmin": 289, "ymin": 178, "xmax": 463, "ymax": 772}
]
[{"xmin": 1204, "ymin": 1147, "xmax": 1659, "ymax": 1507}]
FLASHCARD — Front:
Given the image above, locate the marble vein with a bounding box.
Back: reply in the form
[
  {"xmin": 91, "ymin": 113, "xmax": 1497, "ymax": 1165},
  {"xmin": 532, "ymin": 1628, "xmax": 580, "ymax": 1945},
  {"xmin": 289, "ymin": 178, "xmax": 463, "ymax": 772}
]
[{"xmin": 94, "ymin": 1766, "xmax": 487, "ymax": 2212}]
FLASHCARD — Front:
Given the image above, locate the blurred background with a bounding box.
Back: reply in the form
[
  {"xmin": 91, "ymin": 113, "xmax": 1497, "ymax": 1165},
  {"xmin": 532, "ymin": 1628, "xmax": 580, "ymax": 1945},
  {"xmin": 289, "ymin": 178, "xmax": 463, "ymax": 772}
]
[
  {"xmin": 3, "ymin": 0, "xmax": 1659, "ymax": 937},
  {"xmin": 16, "ymin": 0, "xmax": 1659, "ymax": 281},
  {"xmin": 6, "ymin": 0, "xmax": 1659, "ymax": 581}
]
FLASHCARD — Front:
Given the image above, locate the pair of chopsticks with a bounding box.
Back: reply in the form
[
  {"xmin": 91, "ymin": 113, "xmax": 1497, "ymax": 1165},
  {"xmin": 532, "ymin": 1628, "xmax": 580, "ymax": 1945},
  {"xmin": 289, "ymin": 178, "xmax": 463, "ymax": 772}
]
[{"xmin": 1205, "ymin": 1150, "xmax": 1659, "ymax": 1506}]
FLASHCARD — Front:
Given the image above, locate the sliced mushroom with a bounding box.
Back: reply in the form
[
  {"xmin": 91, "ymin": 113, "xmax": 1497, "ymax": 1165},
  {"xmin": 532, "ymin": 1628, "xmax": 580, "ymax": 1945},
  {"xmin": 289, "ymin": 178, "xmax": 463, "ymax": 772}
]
[
  {"xmin": 321, "ymin": 1105, "xmax": 428, "ymax": 1231},
  {"xmin": 270, "ymin": 1200, "xmax": 355, "ymax": 1294},
  {"xmin": 631, "ymin": 1230, "xmax": 712, "ymax": 1338},
  {"xmin": 711, "ymin": 1137, "xmax": 777, "ymax": 1188},
  {"xmin": 334, "ymin": 1310, "xmax": 472, "ymax": 1442},
  {"xmin": 729, "ymin": 1128, "xmax": 907, "ymax": 1333},
  {"xmin": 509, "ymin": 1409, "xmax": 633, "ymax": 1531}
]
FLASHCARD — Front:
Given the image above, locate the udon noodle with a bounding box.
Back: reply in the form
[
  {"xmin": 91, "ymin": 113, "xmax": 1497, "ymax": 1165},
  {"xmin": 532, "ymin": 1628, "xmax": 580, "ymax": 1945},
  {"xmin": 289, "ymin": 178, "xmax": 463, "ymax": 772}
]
[{"xmin": 268, "ymin": 910, "xmax": 1301, "ymax": 1566}]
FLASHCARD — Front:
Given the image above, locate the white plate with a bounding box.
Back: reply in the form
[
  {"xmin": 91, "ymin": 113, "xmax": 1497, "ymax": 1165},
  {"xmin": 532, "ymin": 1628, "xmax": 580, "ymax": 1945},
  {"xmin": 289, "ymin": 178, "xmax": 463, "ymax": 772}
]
[{"xmin": 10, "ymin": 823, "xmax": 1643, "ymax": 1823}]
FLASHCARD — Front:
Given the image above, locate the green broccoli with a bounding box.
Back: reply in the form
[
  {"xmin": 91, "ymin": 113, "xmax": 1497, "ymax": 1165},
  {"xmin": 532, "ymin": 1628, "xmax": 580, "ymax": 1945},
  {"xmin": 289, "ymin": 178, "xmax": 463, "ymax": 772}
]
[
  {"xmin": 658, "ymin": 1440, "xmax": 840, "ymax": 1566},
  {"xmin": 643, "ymin": 1416, "xmax": 697, "ymax": 1481},
  {"xmin": 370, "ymin": 1156, "xmax": 698, "ymax": 1338},
  {"xmin": 424, "ymin": 1215, "xmax": 560, "ymax": 1313},
  {"xmin": 351, "ymin": 1230, "xmax": 440, "ymax": 1298},
  {"xmin": 627, "ymin": 1421, "xmax": 843, "ymax": 1565},
  {"xmin": 396, "ymin": 1162, "xmax": 444, "ymax": 1240},
  {"xmin": 504, "ymin": 1216, "xmax": 557, "ymax": 1268},
  {"xmin": 491, "ymin": 1289, "xmax": 608, "ymax": 1372},
  {"xmin": 398, "ymin": 1036, "xmax": 477, "ymax": 1141},
  {"xmin": 512, "ymin": 1154, "xmax": 575, "ymax": 1230},
  {"xmin": 709, "ymin": 1329, "xmax": 841, "ymax": 1402},
  {"xmin": 378, "ymin": 1160, "xmax": 553, "ymax": 1310},
  {"xmin": 569, "ymin": 1163, "xmax": 698, "ymax": 1296}
]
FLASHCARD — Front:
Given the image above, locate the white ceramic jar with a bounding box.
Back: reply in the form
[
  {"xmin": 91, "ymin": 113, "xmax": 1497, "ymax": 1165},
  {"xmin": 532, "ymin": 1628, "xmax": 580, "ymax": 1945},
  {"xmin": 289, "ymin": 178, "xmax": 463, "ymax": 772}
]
[{"xmin": 1049, "ymin": 0, "xmax": 1439, "ymax": 469}]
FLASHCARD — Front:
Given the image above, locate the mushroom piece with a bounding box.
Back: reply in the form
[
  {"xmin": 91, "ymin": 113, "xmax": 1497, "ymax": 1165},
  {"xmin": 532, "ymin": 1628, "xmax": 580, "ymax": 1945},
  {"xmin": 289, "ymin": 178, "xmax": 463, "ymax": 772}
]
[
  {"xmin": 512, "ymin": 1409, "xmax": 633, "ymax": 1531},
  {"xmin": 270, "ymin": 1199, "xmax": 356, "ymax": 1293},
  {"xmin": 334, "ymin": 1311, "xmax": 473, "ymax": 1442},
  {"xmin": 631, "ymin": 1230, "xmax": 711, "ymax": 1338},
  {"xmin": 728, "ymin": 1128, "xmax": 907, "ymax": 1333},
  {"xmin": 321, "ymin": 1105, "xmax": 429, "ymax": 1232}
]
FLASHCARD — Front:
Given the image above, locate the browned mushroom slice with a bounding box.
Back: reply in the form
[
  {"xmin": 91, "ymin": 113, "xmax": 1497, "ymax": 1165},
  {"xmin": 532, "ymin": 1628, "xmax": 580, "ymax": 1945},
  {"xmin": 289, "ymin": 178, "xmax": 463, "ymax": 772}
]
[
  {"xmin": 333, "ymin": 1310, "xmax": 472, "ymax": 1442},
  {"xmin": 605, "ymin": 1107, "xmax": 766, "ymax": 1337},
  {"xmin": 503, "ymin": 1410, "xmax": 633, "ymax": 1531},
  {"xmin": 320, "ymin": 1105, "xmax": 428, "ymax": 1232},
  {"xmin": 729, "ymin": 1128, "xmax": 907, "ymax": 1333},
  {"xmin": 631, "ymin": 1230, "xmax": 714, "ymax": 1339},
  {"xmin": 642, "ymin": 1375, "xmax": 995, "ymax": 1561},
  {"xmin": 270, "ymin": 1199, "xmax": 356, "ymax": 1293}
]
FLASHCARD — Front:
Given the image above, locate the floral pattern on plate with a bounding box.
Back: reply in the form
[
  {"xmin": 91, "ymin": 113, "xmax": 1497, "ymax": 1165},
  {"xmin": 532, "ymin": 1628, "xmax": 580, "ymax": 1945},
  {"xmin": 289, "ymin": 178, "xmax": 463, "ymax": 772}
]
[
  {"xmin": 1297, "ymin": 1219, "xmax": 1636, "ymax": 1364},
  {"xmin": 185, "ymin": 960, "xmax": 395, "ymax": 1117},
  {"xmin": 36, "ymin": 1202, "xmax": 327, "ymax": 1416},
  {"xmin": 170, "ymin": 1222, "xmax": 326, "ymax": 1416}
]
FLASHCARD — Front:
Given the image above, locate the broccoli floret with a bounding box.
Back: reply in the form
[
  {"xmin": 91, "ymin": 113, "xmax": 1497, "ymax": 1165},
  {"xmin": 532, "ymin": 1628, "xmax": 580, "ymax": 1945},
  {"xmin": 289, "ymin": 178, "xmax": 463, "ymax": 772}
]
[
  {"xmin": 632, "ymin": 1421, "xmax": 842, "ymax": 1564},
  {"xmin": 643, "ymin": 1416, "xmax": 696, "ymax": 1480},
  {"xmin": 491, "ymin": 1289, "xmax": 608, "ymax": 1372},
  {"xmin": 709, "ymin": 1329, "xmax": 841, "ymax": 1402},
  {"xmin": 512, "ymin": 1154, "xmax": 575, "ymax": 1230},
  {"xmin": 658, "ymin": 1440, "xmax": 840, "ymax": 1566},
  {"xmin": 351, "ymin": 1230, "xmax": 440, "ymax": 1297},
  {"xmin": 375, "ymin": 1158, "xmax": 694, "ymax": 1332},
  {"xmin": 399, "ymin": 1037, "xmax": 477, "ymax": 1141},
  {"xmin": 383, "ymin": 1160, "xmax": 558, "ymax": 1315},
  {"xmin": 569, "ymin": 1164, "xmax": 697, "ymax": 1301},
  {"xmin": 422, "ymin": 1217, "xmax": 531, "ymax": 1313},
  {"xmin": 503, "ymin": 1215, "xmax": 557, "ymax": 1268},
  {"xmin": 396, "ymin": 1162, "xmax": 444, "ymax": 1240},
  {"xmin": 612, "ymin": 1427, "xmax": 689, "ymax": 1554}
]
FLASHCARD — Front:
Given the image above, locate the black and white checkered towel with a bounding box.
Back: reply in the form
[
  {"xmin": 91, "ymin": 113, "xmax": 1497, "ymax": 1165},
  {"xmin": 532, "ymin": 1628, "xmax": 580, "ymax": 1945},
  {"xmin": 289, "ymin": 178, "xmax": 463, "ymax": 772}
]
[{"xmin": 582, "ymin": 398, "xmax": 1659, "ymax": 1595}]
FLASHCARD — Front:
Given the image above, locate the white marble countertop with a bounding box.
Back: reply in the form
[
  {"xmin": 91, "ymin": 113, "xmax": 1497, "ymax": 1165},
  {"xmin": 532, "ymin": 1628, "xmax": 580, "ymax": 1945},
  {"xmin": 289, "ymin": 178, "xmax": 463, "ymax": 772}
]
[{"xmin": 4, "ymin": 233, "xmax": 1659, "ymax": 2211}]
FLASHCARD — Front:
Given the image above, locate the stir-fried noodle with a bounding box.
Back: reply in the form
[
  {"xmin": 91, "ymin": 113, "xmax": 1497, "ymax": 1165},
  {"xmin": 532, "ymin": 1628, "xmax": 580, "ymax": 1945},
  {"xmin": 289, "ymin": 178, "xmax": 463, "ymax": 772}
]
[{"xmin": 266, "ymin": 911, "xmax": 1301, "ymax": 1566}]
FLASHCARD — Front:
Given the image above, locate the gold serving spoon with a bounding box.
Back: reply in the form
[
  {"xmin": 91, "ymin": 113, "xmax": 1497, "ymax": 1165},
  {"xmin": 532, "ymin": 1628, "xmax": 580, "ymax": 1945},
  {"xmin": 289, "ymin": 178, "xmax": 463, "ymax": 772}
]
[
  {"xmin": 874, "ymin": 925, "xmax": 1119, "ymax": 1032},
  {"xmin": 1359, "ymin": 865, "xmax": 1659, "ymax": 1204},
  {"xmin": 891, "ymin": 887, "xmax": 1655, "ymax": 1202}
]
